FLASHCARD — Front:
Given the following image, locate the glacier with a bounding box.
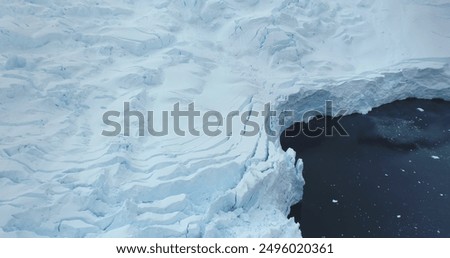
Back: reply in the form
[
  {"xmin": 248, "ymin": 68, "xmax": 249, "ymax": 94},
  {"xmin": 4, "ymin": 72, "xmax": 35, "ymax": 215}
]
[{"xmin": 0, "ymin": 0, "xmax": 450, "ymax": 237}]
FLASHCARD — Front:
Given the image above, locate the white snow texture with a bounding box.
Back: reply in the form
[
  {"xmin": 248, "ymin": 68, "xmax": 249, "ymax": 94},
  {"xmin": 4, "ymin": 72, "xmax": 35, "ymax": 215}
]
[{"xmin": 0, "ymin": 0, "xmax": 450, "ymax": 237}]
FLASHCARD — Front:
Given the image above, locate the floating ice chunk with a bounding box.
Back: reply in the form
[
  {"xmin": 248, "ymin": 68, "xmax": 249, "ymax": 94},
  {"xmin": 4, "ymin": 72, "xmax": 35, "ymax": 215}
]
[
  {"xmin": 332, "ymin": 199, "xmax": 338, "ymax": 204},
  {"xmin": 417, "ymin": 108, "xmax": 425, "ymax": 112},
  {"xmin": 396, "ymin": 215, "xmax": 401, "ymax": 218},
  {"xmin": 431, "ymin": 155, "xmax": 440, "ymax": 160}
]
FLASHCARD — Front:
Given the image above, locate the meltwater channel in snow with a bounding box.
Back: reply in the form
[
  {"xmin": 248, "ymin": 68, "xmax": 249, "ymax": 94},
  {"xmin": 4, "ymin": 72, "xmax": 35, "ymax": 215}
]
[{"xmin": 1, "ymin": 0, "xmax": 450, "ymax": 237}]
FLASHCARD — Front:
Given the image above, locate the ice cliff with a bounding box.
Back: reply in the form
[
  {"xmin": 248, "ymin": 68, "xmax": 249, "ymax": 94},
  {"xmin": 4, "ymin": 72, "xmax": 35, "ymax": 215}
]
[{"xmin": 0, "ymin": 0, "xmax": 449, "ymax": 237}]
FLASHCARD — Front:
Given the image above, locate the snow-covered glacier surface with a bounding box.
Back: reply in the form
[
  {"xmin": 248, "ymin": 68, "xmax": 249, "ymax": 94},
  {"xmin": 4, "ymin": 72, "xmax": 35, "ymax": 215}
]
[{"xmin": 1, "ymin": 0, "xmax": 450, "ymax": 237}]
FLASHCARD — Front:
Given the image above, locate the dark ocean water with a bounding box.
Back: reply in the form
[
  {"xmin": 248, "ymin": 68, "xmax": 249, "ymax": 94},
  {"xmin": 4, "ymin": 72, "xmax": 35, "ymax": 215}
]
[{"xmin": 281, "ymin": 98, "xmax": 450, "ymax": 237}]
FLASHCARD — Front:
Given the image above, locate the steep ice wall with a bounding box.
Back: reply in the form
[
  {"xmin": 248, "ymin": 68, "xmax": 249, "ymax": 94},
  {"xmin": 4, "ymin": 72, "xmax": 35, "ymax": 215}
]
[{"xmin": 0, "ymin": 0, "xmax": 449, "ymax": 237}]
